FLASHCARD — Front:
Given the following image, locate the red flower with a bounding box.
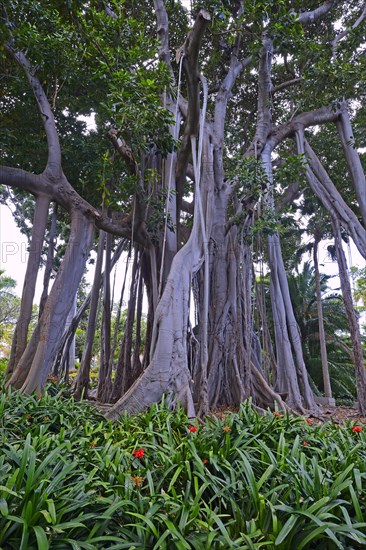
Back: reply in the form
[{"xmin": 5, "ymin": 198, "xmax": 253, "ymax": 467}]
[
  {"xmin": 37, "ymin": 392, "xmax": 42, "ymax": 398},
  {"xmin": 188, "ymin": 425, "xmax": 198, "ymax": 433},
  {"xmin": 302, "ymin": 441, "xmax": 309, "ymax": 446},
  {"xmin": 305, "ymin": 418, "xmax": 312, "ymax": 424},
  {"xmin": 132, "ymin": 448, "xmax": 145, "ymax": 459},
  {"xmin": 352, "ymin": 426, "xmax": 362, "ymax": 433},
  {"xmin": 202, "ymin": 459, "xmax": 208, "ymax": 464}
]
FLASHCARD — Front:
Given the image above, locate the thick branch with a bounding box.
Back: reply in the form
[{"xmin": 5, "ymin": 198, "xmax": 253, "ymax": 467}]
[
  {"xmin": 336, "ymin": 101, "xmax": 366, "ymax": 225},
  {"xmin": 214, "ymin": 34, "xmax": 252, "ymax": 143},
  {"xmin": 295, "ymin": 1, "xmax": 336, "ymax": 25},
  {"xmin": 0, "ymin": 166, "xmax": 50, "ymax": 196},
  {"xmin": 5, "ymin": 45, "xmax": 62, "ymax": 176},
  {"xmin": 272, "ymin": 77, "xmax": 303, "ymax": 94},
  {"xmin": 296, "ymin": 130, "xmax": 366, "ymax": 259},
  {"xmin": 108, "ymin": 129, "xmax": 137, "ymax": 175},
  {"xmin": 245, "ymin": 37, "xmax": 273, "ymax": 158},
  {"xmin": 175, "ymin": 9, "xmax": 211, "ymax": 182},
  {"xmin": 0, "ymin": 166, "xmax": 148, "ymax": 247},
  {"xmin": 268, "ymin": 104, "xmax": 342, "ymax": 150},
  {"xmin": 153, "ymin": 0, "xmax": 173, "ymax": 75},
  {"xmin": 275, "ymin": 180, "xmax": 300, "ymax": 212}
]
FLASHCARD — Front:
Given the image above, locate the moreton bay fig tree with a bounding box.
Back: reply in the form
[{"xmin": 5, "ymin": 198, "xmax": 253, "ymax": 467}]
[{"xmin": 1, "ymin": 0, "xmax": 365, "ymax": 415}]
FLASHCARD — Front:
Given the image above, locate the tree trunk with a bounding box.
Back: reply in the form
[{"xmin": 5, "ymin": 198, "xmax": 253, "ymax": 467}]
[
  {"xmin": 8, "ymin": 209, "xmax": 94, "ymax": 392},
  {"xmin": 111, "ymin": 250, "xmax": 140, "ymax": 401},
  {"xmin": 39, "ymin": 203, "xmax": 57, "ymax": 317},
  {"xmin": 331, "ymin": 217, "xmax": 366, "ymax": 414},
  {"xmin": 97, "ymin": 232, "xmax": 113, "ymax": 402},
  {"xmin": 6, "ymin": 195, "xmax": 50, "ymax": 375},
  {"xmin": 73, "ymin": 229, "xmax": 105, "ymax": 399},
  {"xmin": 313, "ymin": 236, "xmax": 332, "ymax": 398}
]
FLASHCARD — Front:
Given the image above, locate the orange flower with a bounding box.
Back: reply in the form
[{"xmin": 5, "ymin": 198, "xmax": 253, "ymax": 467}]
[
  {"xmin": 188, "ymin": 425, "xmax": 198, "ymax": 433},
  {"xmin": 352, "ymin": 426, "xmax": 362, "ymax": 433},
  {"xmin": 305, "ymin": 418, "xmax": 312, "ymax": 424},
  {"xmin": 223, "ymin": 425, "xmax": 231, "ymax": 433},
  {"xmin": 273, "ymin": 412, "xmax": 282, "ymax": 418},
  {"xmin": 131, "ymin": 475, "xmax": 145, "ymax": 488}
]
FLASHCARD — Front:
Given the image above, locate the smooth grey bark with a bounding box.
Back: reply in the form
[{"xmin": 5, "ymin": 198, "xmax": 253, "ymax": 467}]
[
  {"xmin": 336, "ymin": 101, "xmax": 366, "ymax": 226},
  {"xmin": 111, "ymin": 250, "xmax": 140, "ymax": 401},
  {"xmin": 7, "ymin": 195, "xmax": 50, "ymax": 375},
  {"xmin": 331, "ymin": 217, "xmax": 366, "ymax": 414},
  {"xmin": 249, "ymin": 34, "xmax": 316, "ymax": 412},
  {"xmin": 298, "ymin": 136, "xmax": 366, "ymax": 259},
  {"xmin": 313, "ymin": 236, "xmax": 332, "ymax": 398},
  {"xmin": 39, "ymin": 203, "xmax": 57, "ymax": 317},
  {"xmin": 54, "ymin": 239, "xmax": 126, "ymax": 371},
  {"xmin": 262, "ymin": 141, "xmax": 316, "ymax": 411},
  {"xmin": 107, "ymin": 138, "xmax": 212, "ymax": 418},
  {"xmin": 73, "ymin": 230, "xmax": 105, "ymax": 398},
  {"xmin": 97, "ymin": 231, "xmax": 113, "ymax": 402},
  {"xmin": 61, "ymin": 294, "xmax": 77, "ymax": 381},
  {"xmin": 268, "ymin": 233, "xmax": 311, "ymax": 412},
  {"xmin": 8, "ymin": 210, "xmax": 94, "ymax": 392}
]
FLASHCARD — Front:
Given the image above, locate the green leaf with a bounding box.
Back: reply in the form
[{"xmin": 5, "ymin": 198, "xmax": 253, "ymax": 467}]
[{"xmin": 33, "ymin": 525, "xmax": 49, "ymax": 550}]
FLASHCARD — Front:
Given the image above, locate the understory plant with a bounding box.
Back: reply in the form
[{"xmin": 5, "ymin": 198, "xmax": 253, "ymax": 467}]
[{"xmin": 1, "ymin": 378, "xmax": 366, "ymax": 549}]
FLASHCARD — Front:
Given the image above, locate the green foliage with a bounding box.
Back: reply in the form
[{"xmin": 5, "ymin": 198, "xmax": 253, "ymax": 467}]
[
  {"xmin": 1, "ymin": 383, "xmax": 366, "ymax": 548},
  {"xmin": 0, "ymin": 270, "xmax": 20, "ymax": 357}
]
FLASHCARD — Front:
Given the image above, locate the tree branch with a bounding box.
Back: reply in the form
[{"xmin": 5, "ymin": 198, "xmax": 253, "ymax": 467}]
[
  {"xmin": 295, "ymin": 130, "xmax": 366, "ymax": 259},
  {"xmin": 268, "ymin": 104, "xmax": 342, "ymax": 150},
  {"xmin": 5, "ymin": 44, "xmax": 62, "ymax": 177},
  {"xmin": 154, "ymin": 0, "xmax": 173, "ymax": 76},
  {"xmin": 295, "ymin": 1, "xmax": 337, "ymax": 25},
  {"xmin": 272, "ymin": 77, "xmax": 303, "ymax": 94},
  {"xmin": 331, "ymin": 2, "xmax": 366, "ymax": 60},
  {"xmin": 245, "ymin": 37, "xmax": 273, "ymax": 158},
  {"xmin": 108, "ymin": 129, "xmax": 137, "ymax": 175},
  {"xmin": 176, "ymin": 8, "xmax": 211, "ymax": 183},
  {"xmin": 0, "ymin": 166, "xmax": 51, "ymax": 197},
  {"xmin": 336, "ymin": 100, "xmax": 366, "ymax": 225}
]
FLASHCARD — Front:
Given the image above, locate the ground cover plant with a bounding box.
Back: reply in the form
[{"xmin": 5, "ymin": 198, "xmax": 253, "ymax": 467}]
[{"xmin": 1, "ymin": 379, "xmax": 366, "ymax": 549}]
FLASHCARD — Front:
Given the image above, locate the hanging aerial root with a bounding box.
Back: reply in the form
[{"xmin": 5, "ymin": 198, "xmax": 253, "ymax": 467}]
[{"xmin": 251, "ymin": 366, "xmax": 301, "ymax": 415}]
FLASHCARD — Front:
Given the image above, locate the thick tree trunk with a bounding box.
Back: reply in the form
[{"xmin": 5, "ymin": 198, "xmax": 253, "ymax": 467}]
[
  {"xmin": 332, "ymin": 217, "xmax": 366, "ymax": 414},
  {"xmin": 6, "ymin": 195, "xmax": 50, "ymax": 375},
  {"xmin": 8, "ymin": 210, "xmax": 94, "ymax": 392}
]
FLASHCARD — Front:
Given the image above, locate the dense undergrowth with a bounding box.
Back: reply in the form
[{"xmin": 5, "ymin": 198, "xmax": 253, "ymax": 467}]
[{"xmin": 1, "ymin": 381, "xmax": 366, "ymax": 549}]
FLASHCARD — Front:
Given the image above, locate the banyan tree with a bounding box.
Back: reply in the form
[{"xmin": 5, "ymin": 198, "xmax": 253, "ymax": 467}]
[{"xmin": 1, "ymin": 0, "xmax": 365, "ymax": 416}]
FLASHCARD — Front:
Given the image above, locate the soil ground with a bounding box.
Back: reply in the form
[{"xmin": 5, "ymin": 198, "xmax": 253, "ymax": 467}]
[{"xmin": 210, "ymin": 405, "xmax": 366, "ymax": 425}]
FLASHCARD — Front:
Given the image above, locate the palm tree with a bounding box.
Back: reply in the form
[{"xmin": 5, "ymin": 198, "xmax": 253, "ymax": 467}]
[{"xmin": 288, "ymin": 262, "xmax": 356, "ymax": 400}]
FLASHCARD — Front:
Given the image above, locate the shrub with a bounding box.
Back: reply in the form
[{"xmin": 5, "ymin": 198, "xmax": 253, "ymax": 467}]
[{"xmin": 1, "ymin": 380, "xmax": 366, "ymax": 548}]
